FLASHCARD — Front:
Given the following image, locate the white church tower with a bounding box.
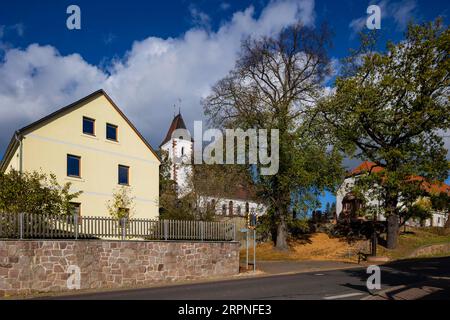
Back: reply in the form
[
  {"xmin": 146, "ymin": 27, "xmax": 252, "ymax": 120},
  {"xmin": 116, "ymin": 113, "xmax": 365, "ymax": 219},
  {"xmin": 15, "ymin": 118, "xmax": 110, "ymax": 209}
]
[{"xmin": 160, "ymin": 112, "xmax": 193, "ymax": 197}]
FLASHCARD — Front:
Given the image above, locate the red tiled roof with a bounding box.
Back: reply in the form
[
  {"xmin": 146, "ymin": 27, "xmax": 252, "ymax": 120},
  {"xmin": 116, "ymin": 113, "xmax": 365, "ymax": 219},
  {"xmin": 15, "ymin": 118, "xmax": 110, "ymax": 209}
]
[
  {"xmin": 202, "ymin": 183, "xmax": 259, "ymax": 201},
  {"xmin": 407, "ymin": 176, "xmax": 450, "ymax": 195},
  {"xmin": 351, "ymin": 161, "xmax": 383, "ymax": 175},
  {"xmin": 350, "ymin": 161, "xmax": 450, "ymax": 196}
]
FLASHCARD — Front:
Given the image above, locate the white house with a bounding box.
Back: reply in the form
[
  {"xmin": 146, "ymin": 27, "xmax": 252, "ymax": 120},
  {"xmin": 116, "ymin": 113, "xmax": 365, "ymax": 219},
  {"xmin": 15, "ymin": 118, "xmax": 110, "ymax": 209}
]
[{"xmin": 336, "ymin": 161, "xmax": 449, "ymax": 227}]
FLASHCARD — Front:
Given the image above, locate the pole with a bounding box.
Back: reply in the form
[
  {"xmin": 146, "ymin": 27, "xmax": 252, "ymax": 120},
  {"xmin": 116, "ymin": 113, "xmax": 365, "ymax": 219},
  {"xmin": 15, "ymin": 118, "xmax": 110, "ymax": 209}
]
[
  {"xmin": 74, "ymin": 214, "xmax": 78, "ymax": 240},
  {"xmin": 164, "ymin": 220, "xmax": 168, "ymax": 241},
  {"xmin": 253, "ymin": 229, "xmax": 256, "ymax": 272},
  {"xmin": 121, "ymin": 217, "xmax": 126, "ymax": 240},
  {"xmin": 19, "ymin": 212, "xmax": 24, "ymax": 239},
  {"xmin": 200, "ymin": 221, "xmax": 204, "ymax": 241},
  {"xmin": 372, "ymin": 205, "xmax": 378, "ymax": 256},
  {"xmin": 246, "ymin": 230, "xmax": 249, "ymax": 270}
]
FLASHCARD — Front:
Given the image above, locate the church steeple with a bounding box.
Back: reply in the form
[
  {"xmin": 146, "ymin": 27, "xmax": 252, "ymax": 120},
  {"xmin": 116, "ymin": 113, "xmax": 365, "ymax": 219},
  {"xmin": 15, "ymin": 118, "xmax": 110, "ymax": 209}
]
[
  {"xmin": 160, "ymin": 112, "xmax": 193, "ymax": 198},
  {"xmin": 160, "ymin": 112, "xmax": 188, "ymax": 147}
]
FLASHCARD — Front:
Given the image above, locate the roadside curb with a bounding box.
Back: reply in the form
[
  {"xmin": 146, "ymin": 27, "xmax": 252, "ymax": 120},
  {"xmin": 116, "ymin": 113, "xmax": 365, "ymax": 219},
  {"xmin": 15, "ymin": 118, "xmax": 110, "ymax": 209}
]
[
  {"xmin": 361, "ymin": 285, "xmax": 406, "ymax": 300},
  {"xmin": 361, "ymin": 278, "xmax": 448, "ymax": 300},
  {"xmin": 13, "ymin": 263, "xmax": 363, "ymax": 300}
]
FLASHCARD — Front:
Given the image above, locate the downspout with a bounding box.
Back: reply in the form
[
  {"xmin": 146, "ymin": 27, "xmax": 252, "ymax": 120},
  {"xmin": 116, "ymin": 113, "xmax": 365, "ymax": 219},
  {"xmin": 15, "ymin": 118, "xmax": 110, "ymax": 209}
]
[{"xmin": 14, "ymin": 132, "xmax": 23, "ymax": 174}]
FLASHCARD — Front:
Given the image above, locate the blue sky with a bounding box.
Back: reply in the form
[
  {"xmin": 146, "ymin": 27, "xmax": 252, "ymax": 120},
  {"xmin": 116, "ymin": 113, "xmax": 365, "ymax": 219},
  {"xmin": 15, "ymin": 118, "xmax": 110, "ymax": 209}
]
[{"xmin": 0, "ymin": 0, "xmax": 449, "ymax": 209}]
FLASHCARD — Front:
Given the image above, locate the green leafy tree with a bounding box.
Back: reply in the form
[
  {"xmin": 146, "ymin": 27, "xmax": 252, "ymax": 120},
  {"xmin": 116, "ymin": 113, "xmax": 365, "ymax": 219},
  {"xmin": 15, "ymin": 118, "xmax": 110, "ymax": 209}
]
[
  {"xmin": 106, "ymin": 186, "xmax": 135, "ymax": 220},
  {"xmin": 0, "ymin": 169, "xmax": 82, "ymax": 215},
  {"xmin": 431, "ymin": 192, "xmax": 450, "ymax": 212},
  {"xmin": 203, "ymin": 23, "xmax": 344, "ymax": 250},
  {"xmin": 318, "ymin": 20, "xmax": 450, "ymax": 248}
]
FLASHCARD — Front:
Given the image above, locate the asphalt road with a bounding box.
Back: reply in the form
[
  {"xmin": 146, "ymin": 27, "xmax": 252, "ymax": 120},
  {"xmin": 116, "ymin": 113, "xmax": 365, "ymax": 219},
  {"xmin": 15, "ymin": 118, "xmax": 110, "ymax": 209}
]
[{"xmin": 41, "ymin": 257, "xmax": 450, "ymax": 300}]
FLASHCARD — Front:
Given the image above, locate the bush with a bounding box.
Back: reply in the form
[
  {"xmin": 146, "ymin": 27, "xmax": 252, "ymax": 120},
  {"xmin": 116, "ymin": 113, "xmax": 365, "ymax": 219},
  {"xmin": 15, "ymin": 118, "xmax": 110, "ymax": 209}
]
[
  {"xmin": 256, "ymin": 214, "xmax": 276, "ymax": 242},
  {"xmin": 288, "ymin": 218, "xmax": 310, "ymax": 238},
  {"xmin": 256, "ymin": 213, "xmax": 310, "ymax": 242},
  {"xmin": 331, "ymin": 220, "xmax": 387, "ymax": 242},
  {"xmin": 0, "ymin": 169, "xmax": 82, "ymax": 215}
]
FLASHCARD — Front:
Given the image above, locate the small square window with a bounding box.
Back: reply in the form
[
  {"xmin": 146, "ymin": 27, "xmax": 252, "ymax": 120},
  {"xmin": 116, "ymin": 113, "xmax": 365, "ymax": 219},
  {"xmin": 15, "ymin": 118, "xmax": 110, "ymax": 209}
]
[
  {"xmin": 118, "ymin": 165, "xmax": 129, "ymax": 185},
  {"xmin": 83, "ymin": 117, "xmax": 95, "ymax": 135},
  {"xmin": 67, "ymin": 155, "xmax": 81, "ymax": 177},
  {"xmin": 107, "ymin": 123, "xmax": 118, "ymax": 141}
]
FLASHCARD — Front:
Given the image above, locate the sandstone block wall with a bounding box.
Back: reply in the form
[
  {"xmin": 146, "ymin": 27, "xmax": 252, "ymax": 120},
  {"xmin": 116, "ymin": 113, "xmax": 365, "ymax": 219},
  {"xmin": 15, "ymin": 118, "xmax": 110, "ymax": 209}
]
[{"xmin": 0, "ymin": 240, "xmax": 240, "ymax": 296}]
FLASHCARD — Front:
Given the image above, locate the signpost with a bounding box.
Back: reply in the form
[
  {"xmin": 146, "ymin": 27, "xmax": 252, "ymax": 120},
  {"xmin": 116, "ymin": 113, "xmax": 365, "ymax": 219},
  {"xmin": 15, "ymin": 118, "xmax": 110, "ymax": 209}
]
[
  {"xmin": 240, "ymin": 213, "xmax": 258, "ymax": 272},
  {"xmin": 240, "ymin": 227, "xmax": 249, "ymax": 269}
]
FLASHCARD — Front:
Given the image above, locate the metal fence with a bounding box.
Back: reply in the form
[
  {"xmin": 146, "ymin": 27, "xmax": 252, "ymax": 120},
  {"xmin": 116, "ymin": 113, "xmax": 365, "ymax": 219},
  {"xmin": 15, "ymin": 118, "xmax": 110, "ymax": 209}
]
[{"xmin": 0, "ymin": 212, "xmax": 236, "ymax": 241}]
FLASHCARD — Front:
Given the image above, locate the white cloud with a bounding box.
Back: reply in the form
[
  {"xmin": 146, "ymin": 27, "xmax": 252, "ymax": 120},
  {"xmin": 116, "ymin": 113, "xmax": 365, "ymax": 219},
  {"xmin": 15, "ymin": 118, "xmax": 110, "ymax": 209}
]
[
  {"xmin": 103, "ymin": 33, "xmax": 116, "ymax": 45},
  {"xmin": 189, "ymin": 6, "xmax": 212, "ymax": 29},
  {"xmin": 0, "ymin": 23, "xmax": 25, "ymax": 39},
  {"xmin": 390, "ymin": 0, "xmax": 417, "ymax": 30},
  {"xmin": 220, "ymin": 2, "xmax": 231, "ymax": 11},
  {"xmin": 0, "ymin": 0, "xmax": 316, "ymax": 153},
  {"xmin": 349, "ymin": 0, "xmax": 417, "ymax": 37},
  {"xmin": 10, "ymin": 23, "xmax": 25, "ymax": 37}
]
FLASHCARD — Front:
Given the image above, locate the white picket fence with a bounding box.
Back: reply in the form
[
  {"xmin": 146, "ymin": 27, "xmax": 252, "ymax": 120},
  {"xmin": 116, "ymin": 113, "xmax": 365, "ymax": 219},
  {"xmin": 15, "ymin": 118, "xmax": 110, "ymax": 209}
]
[{"xmin": 0, "ymin": 212, "xmax": 236, "ymax": 241}]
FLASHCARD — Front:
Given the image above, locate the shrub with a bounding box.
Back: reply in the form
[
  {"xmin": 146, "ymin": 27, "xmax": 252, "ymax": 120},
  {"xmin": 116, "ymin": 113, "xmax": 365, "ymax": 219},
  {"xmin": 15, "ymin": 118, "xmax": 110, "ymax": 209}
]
[{"xmin": 0, "ymin": 169, "xmax": 81, "ymax": 215}]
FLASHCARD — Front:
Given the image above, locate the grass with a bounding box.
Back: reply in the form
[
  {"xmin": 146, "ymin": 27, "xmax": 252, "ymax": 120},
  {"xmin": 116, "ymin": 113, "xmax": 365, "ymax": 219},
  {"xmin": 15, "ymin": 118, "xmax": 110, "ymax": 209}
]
[
  {"xmin": 241, "ymin": 233, "xmax": 368, "ymax": 263},
  {"xmin": 377, "ymin": 227, "xmax": 450, "ymax": 260},
  {"xmin": 242, "ymin": 227, "xmax": 450, "ymax": 263}
]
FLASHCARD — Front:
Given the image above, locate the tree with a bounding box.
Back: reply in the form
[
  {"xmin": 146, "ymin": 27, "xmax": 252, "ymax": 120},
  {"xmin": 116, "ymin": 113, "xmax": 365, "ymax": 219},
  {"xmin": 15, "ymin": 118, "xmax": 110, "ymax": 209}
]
[
  {"xmin": 0, "ymin": 169, "xmax": 82, "ymax": 215},
  {"xmin": 106, "ymin": 186, "xmax": 135, "ymax": 220},
  {"xmin": 318, "ymin": 20, "xmax": 450, "ymax": 248},
  {"xmin": 158, "ymin": 149, "xmax": 181, "ymax": 218},
  {"xmin": 330, "ymin": 202, "xmax": 336, "ymax": 219},
  {"xmin": 325, "ymin": 202, "xmax": 331, "ymax": 219},
  {"xmin": 430, "ymin": 191, "xmax": 450, "ymax": 212},
  {"xmin": 203, "ymin": 23, "xmax": 343, "ymax": 250},
  {"xmin": 158, "ymin": 148, "xmax": 241, "ymax": 221}
]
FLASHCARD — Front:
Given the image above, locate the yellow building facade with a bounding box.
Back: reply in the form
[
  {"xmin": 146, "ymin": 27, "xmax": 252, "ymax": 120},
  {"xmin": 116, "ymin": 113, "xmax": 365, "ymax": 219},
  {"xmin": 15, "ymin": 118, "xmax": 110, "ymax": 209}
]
[{"xmin": 0, "ymin": 90, "xmax": 160, "ymax": 219}]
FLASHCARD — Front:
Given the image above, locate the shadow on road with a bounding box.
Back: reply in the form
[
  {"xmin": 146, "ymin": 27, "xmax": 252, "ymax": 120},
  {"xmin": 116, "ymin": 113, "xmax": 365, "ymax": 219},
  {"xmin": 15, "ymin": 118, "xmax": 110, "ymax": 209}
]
[{"xmin": 340, "ymin": 256, "xmax": 450, "ymax": 300}]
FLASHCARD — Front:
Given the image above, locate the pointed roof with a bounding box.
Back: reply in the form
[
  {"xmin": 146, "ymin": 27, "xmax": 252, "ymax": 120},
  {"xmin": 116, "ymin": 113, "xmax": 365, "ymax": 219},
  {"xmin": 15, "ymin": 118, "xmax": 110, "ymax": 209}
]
[
  {"xmin": 160, "ymin": 113, "xmax": 190, "ymax": 147},
  {"xmin": 1, "ymin": 89, "xmax": 160, "ymax": 171}
]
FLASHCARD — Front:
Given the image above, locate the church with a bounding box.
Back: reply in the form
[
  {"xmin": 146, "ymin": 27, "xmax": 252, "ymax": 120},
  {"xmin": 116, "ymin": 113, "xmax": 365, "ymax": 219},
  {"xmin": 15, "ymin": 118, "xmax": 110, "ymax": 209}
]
[{"xmin": 160, "ymin": 112, "xmax": 266, "ymax": 219}]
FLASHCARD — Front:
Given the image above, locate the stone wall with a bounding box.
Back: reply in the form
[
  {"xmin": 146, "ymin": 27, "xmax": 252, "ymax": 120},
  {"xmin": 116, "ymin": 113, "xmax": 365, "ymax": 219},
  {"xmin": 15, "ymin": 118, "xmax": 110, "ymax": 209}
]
[
  {"xmin": 409, "ymin": 243, "xmax": 450, "ymax": 258},
  {"xmin": 0, "ymin": 240, "xmax": 240, "ymax": 297}
]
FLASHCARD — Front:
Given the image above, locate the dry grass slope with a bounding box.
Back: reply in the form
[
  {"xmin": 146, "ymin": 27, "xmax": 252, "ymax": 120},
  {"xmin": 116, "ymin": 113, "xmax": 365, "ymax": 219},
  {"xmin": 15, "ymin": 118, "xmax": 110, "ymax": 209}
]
[{"xmin": 243, "ymin": 228, "xmax": 450, "ymax": 263}]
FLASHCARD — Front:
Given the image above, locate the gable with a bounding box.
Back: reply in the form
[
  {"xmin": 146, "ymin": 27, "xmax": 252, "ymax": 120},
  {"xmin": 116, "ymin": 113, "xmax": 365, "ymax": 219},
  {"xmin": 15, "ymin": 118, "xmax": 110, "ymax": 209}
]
[{"xmin": 1, "ymin": 90, "xmax": 160, "ymax": 171}]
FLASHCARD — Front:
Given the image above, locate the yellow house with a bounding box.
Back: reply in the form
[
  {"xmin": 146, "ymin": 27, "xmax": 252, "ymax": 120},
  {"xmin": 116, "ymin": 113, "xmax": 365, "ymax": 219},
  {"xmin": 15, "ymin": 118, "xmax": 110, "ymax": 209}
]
[{"xmin": 0, "ymin": 89, "xmax": 160, "ymax": 219}]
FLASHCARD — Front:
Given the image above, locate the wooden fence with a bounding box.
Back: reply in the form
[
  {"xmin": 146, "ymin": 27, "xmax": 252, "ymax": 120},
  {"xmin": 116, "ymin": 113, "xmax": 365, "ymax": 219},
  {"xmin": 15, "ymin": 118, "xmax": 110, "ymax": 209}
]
[{"xmin": 0, "ymin": 212, "xmax": 236, "ymax": 241}]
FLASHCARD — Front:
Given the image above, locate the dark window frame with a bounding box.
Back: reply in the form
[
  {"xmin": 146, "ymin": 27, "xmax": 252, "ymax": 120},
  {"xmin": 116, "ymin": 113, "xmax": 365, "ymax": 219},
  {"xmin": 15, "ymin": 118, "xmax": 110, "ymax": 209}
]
[
  {"xmin": 106, "ymin": 123, "xmax": 118, "ymax": 141},
  {"xmin": 67, "ymin": 154, "xmax": 81, "ymax": 178},
  {"xmin": 118, "ymin": 165, "xmax": 130, "ymax": 185},
  {"xmin": 82, "ymin": 117, "xmax": 96, "ymax": 136}
]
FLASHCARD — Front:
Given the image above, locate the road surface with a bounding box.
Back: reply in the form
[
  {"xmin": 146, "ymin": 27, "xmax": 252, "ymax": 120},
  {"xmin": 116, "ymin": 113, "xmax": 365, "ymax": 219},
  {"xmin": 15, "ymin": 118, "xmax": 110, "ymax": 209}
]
[{"xmin": 38, "ymin": 256, "xmax": 450, "ymax": 300}]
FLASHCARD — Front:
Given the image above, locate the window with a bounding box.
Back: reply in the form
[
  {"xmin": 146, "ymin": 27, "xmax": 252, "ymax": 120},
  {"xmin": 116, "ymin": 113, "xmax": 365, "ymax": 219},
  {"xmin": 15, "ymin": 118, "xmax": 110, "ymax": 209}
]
[
  {"xmin": 229, "ymin": 201, "xmax": 234, "ymax": 216},
  {"xmin": 237, "ymin": 205, "xmax": 241, "ymax": 216},
  {"xmin": 67, "ymin": 155, "xmax": 81, "ymax": 177},
  {"xmin": 106, "ymin": 123, "xmax": 118, "ymax": 141},
  {"xmin": 118, "ymin": 165, "xmax": 129, "ymax": 185},
  {"xmin": 222, "ymin": 204, "xmax": 227, "ymax": 215},
  {"xmin": 181, "ymin": 147, "xmax": 184, "ymax": 156},
  {"xmin": 83, "ymin": 117, "xmax": 95, "ymax": 135}
]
